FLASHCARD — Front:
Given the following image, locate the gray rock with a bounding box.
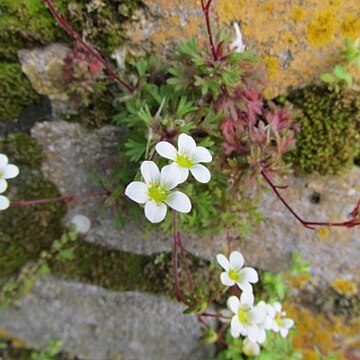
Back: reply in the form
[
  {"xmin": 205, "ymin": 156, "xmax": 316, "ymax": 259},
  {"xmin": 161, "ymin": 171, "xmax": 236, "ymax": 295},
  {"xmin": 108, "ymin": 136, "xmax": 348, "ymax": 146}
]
[
  {"xmin": 31, "ymin": 121, "xmax": 360, "ymax": 285},
  {"xmin": 18, "ymin": 44, "xmax": 78, "ymax": 120},
  {"xmin": 0, "ymin": 276, "xmax": 211, "ymax": 360}
]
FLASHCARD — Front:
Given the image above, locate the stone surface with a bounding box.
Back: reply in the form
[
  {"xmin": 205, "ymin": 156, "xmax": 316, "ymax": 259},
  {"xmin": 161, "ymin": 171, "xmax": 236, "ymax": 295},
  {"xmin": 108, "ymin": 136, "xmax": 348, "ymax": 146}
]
[
  {"xmin": 18, "ymin": 44, "xmax": 78, "ymax": 119},
  {"xmin": 32, "ymin": 121, "xmax": 360, "ymax": 285},
  {"xmin": 125, "ymin": 0, "xmax": 360, "ymax": 98},
  {"xmin": 0, "ymin": 276, "xmax": 211, "ymax": 360}
]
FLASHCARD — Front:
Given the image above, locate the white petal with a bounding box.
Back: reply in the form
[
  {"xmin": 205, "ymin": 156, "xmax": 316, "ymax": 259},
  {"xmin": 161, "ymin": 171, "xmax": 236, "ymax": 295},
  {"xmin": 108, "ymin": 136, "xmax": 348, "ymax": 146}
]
[
  {"xmin": 283, "ymin": 318, "xmax": 294, "ymax": 330},
  {"xmin": 243, "ymin": 338, "xmax": 260, "ymax": 356},
  {"xmin": 230, "ymin": 325, "xmax": 241, "ymax": 338},
  {"xmin": 237, "ymin": 281, "xmax": 253, "ymax": 294},
  {"xmin": 240, "ymin": 267, "xmax": 258, "ymax": 283},
  {"xmin": 70, "ymin": 215, "xmax": 91, "ymax": 234},
  {"xmin": 160, "ymin": 165, "xmax": 180, "ymax": 190},
  {"xmin": 246, "ymin": 325, "xmax": 260, "ymax": 343},
  {"xmin": 263, "ymin": 316, "xmax": 275, "ymax": 330},
  {"xmin": 273, "ymin": 302, "xmax": 282, "ymax": 313},
  {"xmin": 141, "ymin": 161, "xmax": 160, "ymax": 185},
  {"xmin": 3, "ymin": 164, "xmax": 19, "ymax": 179},
  {"xmin": 189, "ymin": 164, "xmax": 211, "ymax": 183},
  {"xmin": 227, "ymin": 296, "xmax": 240, "ymax": 314},
  {"xmin": 0, "ymin": 154, "xmax": 8, "ymax": 167},
  {"xmin": 240, "ymin": 291, "xmax": 254, "ymax": 307},
  {"xmin": 165, "ymin": 191, "xmax": 191, "ymax": 213},
  {"xmin": 155, "ymin": 141, "xmax": 177, "ymax": 160},
  {"xmin": 125, "ymin": 181, "xmax": 149, "ymax": 204},
  {"xmin": 231, "ymin": 315, "xmax": 244, "ymax": 334},
  {"xmin": 216, "ymin": 254, "xmax": 230, "ymax": 271},
  {"xmin": 248, "ymin": 306, "xmax": 266, "ymax": 324},
  {"xmin": 176, "ymin": 166, "xmax": 189, "ymax": 184},
  {"xmin": 280, "ymin": 328, "xmax": 289, "ymax": 338},
  {"xmin": 229, "ymin": 251, "xmax": 244, "ymax": 269},
  {"xmin": 0, "ymin": 179, "xmax": 8, "ymax": 193},
  {"xmin": 258, "ymin": 327, "xmax": 267, "ymax": 344},
  {"xmin": 220, "ymin": 272, "xmax": 235, "ymax": 287},
  {"xmin": 0, "ymin": 195, "xmax": 10, "ymax": 210},
  {"xmin": 193, "ymin": 146, "xmax": 212, "ymax": 163},
  {"xmin": 144, "ymin": 201, "xmax": 167, "ymax": 223},
  {"xmin": 178, "ymin": 133, "xmax": 196, "ymax": 154}
]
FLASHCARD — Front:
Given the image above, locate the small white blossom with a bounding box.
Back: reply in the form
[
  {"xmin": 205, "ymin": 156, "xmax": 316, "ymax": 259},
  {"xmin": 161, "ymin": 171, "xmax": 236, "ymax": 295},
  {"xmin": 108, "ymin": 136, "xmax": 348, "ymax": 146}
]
[
  {"xmin": 155, "ymin": 134, "xmax": 212, "ymax": 184},
  {"xmin": 71, "ymin": 214, "xmax": 91, "ymax": 234},
  {"xmin": 0, "ymin": 154, "xmax": 19, "ymax": 193},
  {"xmin": 230, "ymin": 22, "xmax": 246, "ymax": 53},
  {"xmin": 217, "ymin": 251, "xmax": 258, "ymax": 292},
  {"xmin": 125, "ymin": 161, "xmax": 191, "ymax": 223},
  {"xmin": 271, "ymin": 302, "xmax": 294, "ymax": 338},
  {"xmin": 242, "ymin": 337, "xmax": 261, "ymax": 356},
  {"xmin": 257, "ymin": 301, "xmax": 276, "ymax": 330},
  {"xmin": 0, "ymin": 195, "xmax": 10, "ymax": 211},
  {"xmin": 227, "ymin": 291, "xmax": 266, "ymax": 343}
]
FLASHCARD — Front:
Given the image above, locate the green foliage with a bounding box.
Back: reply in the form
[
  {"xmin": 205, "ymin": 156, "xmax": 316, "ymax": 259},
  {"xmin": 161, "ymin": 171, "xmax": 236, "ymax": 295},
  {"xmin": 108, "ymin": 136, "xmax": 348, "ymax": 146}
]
[
  {"xmin": 30, "ymin": 339, "xmax": 64, "ymax": 360},
  {"xmin": 0, "ymin": 62, "xmax": 40, "ymax": 120},
  {"xmin": 287, "ymin": 85, "xmax": 360, "ymax": 174}
]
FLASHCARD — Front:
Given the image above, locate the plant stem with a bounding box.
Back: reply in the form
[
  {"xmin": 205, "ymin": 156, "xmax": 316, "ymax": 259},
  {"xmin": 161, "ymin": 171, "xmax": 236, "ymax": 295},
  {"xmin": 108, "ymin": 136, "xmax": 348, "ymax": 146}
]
[
  {"xmin": 261, "ymin": 170, "xmax": 360, "ymax": 229},
  {"xmin": 201, "ymin": 0, "xmax": 218, "ymax": 61},
  {"xmin": 43, "ymin": 0, "xmax": 134, "ymax": 93},
  {"xmin": 173, "ymin": 212, "xmax": 184, "ymax": 302},
  {"xmin": 178, "ymin": 235, "xmax": 195, "ymax": 295},
  {"xmin": 11, "ymin": 193, "xmax": 108, "ymax": 207}
]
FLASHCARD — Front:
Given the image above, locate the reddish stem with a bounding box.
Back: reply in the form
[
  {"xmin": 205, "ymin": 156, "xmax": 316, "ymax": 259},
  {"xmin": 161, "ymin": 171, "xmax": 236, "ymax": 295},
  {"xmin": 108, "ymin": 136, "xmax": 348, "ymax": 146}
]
[
  {"xmin": 178, "ymin": 235, "xmax": 195, "ymax": 295},
  {"xmin": 11, "ymin": 192, "xmax": 108, "ymax": 207},
  {"xmin": 43, "ymin": 0, "xmax": 134, "ymax": 93},
  {"xmin": 201, "ymin": 0, "xmax": 218, "ymax": 61},
  {"xmin": 226, "ymin": 231, "xmax": 233, "ymax": 255},
  {"xmin": 261, "ymin": 170, "xmax": 360, "ymax": 229},
  {"xmin": 173, "ymin": 212, "xmax": 184, "ymax": 302},
  {"xmin": 199, "ymin": 312, "xmax": 230, "ymax": 320}
]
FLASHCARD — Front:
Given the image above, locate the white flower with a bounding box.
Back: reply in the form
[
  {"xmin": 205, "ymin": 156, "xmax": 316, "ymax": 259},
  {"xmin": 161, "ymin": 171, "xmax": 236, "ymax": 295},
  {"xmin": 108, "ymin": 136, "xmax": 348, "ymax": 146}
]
[
  {"xmin": 227, "ymin": 291, "xmax": 266, "ymax": 343},
  {"xmin": 70, "ymin": 214, "xmax": 91, "ymax": 234},
  {"xmin": 217, "ymin": 251, "xmax": 258, "ymax": 292},
  {"xmin": 242, "ymin": 337, "xmax": 261, "ymax": 356},
  {"xmin": 125, "ymin": 161, "xmax": 191, "ymax": 223},
  {"xmin": 257, "ymin": 301, "xmax": 276, "ymax": 330},
  {"xmin": 155, "ymin": 133, "xmax": 212, "ymax": 184},
  {"xmin": 0, "ymin": 154, "xmax": 19, "ymax": 193},
  {"xmin": 0, "ymin": 195, "xmax": 10, "ymax": 211},
  {"xmin": 271, "ymin": 302, "xmax": 294, "ymax": 338},
  {"xmin": 230, "ymin": 22, "xmax": 246, "ymax": 53}
]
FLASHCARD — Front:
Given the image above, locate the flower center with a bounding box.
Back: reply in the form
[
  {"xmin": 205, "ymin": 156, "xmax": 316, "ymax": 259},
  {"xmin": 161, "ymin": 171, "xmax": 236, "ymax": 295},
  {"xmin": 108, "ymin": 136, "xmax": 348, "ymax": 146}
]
[
  {"xmin": 275, "ymin": 315, "xmax": 282, "ymax": 327},
  {"xmin": 176, "ymin": 154, "xmax": 193, "ymax": 168},
  {"xmin": 238, "ymin": 308, "xmax": 249, "ymax": 325},
  {"xmin": 147, "ymin": 184, "xmax": 168, "ymax": 204},
  {"xmin": 228, "ymin": 269, "xmax": 241, "ymax": 282},
  {"xmin": 0, "ymin": 170, "xmax": 3, "ymax": 179}
]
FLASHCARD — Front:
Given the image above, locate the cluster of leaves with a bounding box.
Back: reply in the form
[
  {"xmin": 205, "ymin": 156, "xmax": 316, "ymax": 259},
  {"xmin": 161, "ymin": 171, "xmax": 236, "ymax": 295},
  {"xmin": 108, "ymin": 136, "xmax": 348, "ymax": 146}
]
[
  {"xmin": 321, "ymin": 38, "xmax": 360, "ymax": 91},
  {"xmin": 113, "ymin": 30, "xmax": 296, "ymax": 233},
  {"xmin": 30, "ymin": 339, "xmax": 64, "ymax": 360}
]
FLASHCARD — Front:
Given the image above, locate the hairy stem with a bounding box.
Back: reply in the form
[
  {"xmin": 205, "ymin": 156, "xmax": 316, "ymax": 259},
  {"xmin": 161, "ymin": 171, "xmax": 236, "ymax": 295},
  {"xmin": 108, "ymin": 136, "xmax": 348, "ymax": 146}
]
[
  {"xmin": 173, "ymin": 212, "xmax": 184, "ymax": 302},
  {"xmin": 261, "ymin": 170, "xmax": 360, "ymax": 229},
  {"xmin": 43, "ymin": 0, "xmax": 134, "ymax": 93},
  {"xmin": 201, "ymin": 0, "xmax": 218, "ymax": 61}
]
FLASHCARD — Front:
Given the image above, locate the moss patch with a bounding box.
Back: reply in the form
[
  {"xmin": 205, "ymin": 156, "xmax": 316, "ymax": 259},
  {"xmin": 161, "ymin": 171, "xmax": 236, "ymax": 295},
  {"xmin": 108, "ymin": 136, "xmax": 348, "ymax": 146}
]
[{"xmin": 286, "ymin": 85, "xmax": 360, "ymax": 175}]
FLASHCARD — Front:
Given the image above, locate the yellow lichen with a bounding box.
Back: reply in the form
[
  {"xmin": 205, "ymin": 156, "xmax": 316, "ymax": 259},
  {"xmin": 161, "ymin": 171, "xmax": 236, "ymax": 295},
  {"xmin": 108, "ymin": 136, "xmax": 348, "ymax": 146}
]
[
  {"xmin": 287, "ymin": 273, "xmax": 311, "ymax": 290},
  {"xmin": 216, "ymin": 0, "xmax": 246, "ymax": 23},
  {"xmin": 340, "ymin": 14, "xmax": 360, "ymax": 41},
  {"xmin": 316, "ymin": 227, "xmax": 330, "ymax": 238},
  {"xmin": 306, "ymin": 9, "xmax": 337, "ymax": 47},
  {"xmin": 328, "ymin": 0, "xmax": 343, "ymax": 7},
  {"xmin": 331, "ymin": 278, "xmax": 358, "ymax": 296},
  {"xmin": 263, "ymin": 55, "xmax": 281, "ymax": 79},
  {"xmin": 0, "ymin": 328, "xmax": 27, "ymax": 348},
  {"xmin": 291, "ymin": 6, "xmax": 306, "ymax": 23}
]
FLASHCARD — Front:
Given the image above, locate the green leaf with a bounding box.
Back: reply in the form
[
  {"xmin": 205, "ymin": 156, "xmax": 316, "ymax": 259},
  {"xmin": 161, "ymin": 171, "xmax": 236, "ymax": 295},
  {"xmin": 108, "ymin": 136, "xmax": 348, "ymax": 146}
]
[
  {"xmin": 334, "ymin": 64, "xmax": 353, "ymax": 86},
  {"xmin": 320, "ymin": 73, "xmax": 335, "ymax": 83},
  {"xmin": 59, "ymin": 250, "xmax": 75, "ymax": 261}
]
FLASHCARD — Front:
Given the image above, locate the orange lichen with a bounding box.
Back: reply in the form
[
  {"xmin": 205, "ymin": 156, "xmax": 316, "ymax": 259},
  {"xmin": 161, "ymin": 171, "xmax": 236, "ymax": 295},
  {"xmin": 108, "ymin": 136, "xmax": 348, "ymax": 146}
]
[
  {"xmin": 285, "ymin": 303, "xmax": 360, "ymax": 358},
  {"xmin": 306, "ymin": 9, "xmax": 338, "ymax": 47},
  {"xmin": 331, "ymin": 278, "xmax": 358, "ymax": 296},
  {"xmin": 263, "ymin": 55, "xmax": 280, "ymax": 79},
  {"xmin": 340, "ymin": 14, "xmax": 360, "ymax": 41},
  {"xmin": 291, "ymin": 6, "xmax": 306, "ymax": 23}
]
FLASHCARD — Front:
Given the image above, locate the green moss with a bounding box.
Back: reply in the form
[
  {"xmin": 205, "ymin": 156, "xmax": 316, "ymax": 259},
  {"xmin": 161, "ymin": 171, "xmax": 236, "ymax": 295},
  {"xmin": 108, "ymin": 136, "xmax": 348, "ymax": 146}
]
[
  {"xmin": 0, "ymin": 134, "xmax": 66, "ymax": 283},
  {"xmin": 287, "ymin": 86, "xmax": 360, "ymax": 174},
  {"xmin": 0, "ymin": 63, "xmax": 40, "ymax": 121}
]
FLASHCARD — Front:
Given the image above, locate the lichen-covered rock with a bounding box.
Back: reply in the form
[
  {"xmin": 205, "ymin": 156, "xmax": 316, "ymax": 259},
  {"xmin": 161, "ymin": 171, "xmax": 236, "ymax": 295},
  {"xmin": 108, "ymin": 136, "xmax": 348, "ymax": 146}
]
[
  {"xmin": 0, "ymin": 276, "xmax": 212, "ymax": 360},
  {"xmin": 127, "ymin": 0, "xmax": 360, "ymax": 97},
  {"xmin": 31, "ymin": 121, "xmax": 360, "ymax": 287}
]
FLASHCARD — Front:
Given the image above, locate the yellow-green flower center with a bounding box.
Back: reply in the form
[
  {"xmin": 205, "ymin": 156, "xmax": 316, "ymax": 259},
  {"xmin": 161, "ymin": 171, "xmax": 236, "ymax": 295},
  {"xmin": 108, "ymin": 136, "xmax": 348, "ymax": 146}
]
[
  {"xmin": 275, "ymin": 315, "xmax": 282, "ymax": 327},
  {"xmin": 0, "ymin": 170, "xmax": 3, "ymax": 179},
  {"xmin": 238, "ymin": 308, "xmax": 249, "ymax": 325},
  {"xmin": 228, "ymin": 269, "xmax": 241, "ymax": 282},
  {"xmin": 147, "ymin": 184, "xmax": 168, "ymax": 204},
  {"xmin": 176, "ymin": 154, "xmax": 193, "ymax": 168}
]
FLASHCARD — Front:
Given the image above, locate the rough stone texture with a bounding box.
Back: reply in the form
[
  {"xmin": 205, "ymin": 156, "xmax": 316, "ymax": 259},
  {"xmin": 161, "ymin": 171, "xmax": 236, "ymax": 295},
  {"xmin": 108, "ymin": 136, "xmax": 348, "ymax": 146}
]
[
  {"xmin": 32, "ymin": 121, "xmax": 360, "ymax": 285},
  {"xmin": 126, "ymin": 0, "xmax": 360, "ymax": 98},
  {"xmin": 0, "ymin": 276, "xmax": 210, "ymax": 360},
  {"xmin": 18, "ymin": 44, "xmax": 78, "ymax": 119}
]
